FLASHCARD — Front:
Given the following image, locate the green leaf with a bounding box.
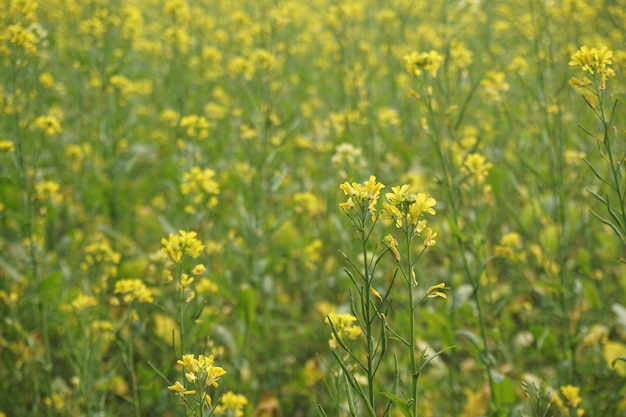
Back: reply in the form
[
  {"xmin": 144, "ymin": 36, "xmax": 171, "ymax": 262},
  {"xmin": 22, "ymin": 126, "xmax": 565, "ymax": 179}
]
[
  {"xmin": 456, "ymin": 329, "xmax": 484, "ymax": 351},
  {"xmin": 447, "ymin": 217, "xmax": 467, "ymax": 242},
  {"xmin": 380, "ymin": 392, "xmax": 411, "ymax": 417},
  {"xmin": 39, "ymin": 271, "xmax": 63, "ymax": 302},
  {"xmin": 490, "ymin": 372, "xmax": 516, "ymax": 405}
]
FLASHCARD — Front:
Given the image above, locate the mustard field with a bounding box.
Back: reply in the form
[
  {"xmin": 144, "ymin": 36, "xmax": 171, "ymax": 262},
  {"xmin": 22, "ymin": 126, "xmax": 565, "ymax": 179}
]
[{"xmin": 1, "ymin": 0, "xmax": 626, "ymax": 416}]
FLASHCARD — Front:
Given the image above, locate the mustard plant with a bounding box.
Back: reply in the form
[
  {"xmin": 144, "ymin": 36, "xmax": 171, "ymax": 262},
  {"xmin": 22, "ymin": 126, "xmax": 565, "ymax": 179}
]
[
  {"xmin": 320, "ymin": 176, "xmax": 447, "ymax": 417},
  {"xmin": 569, "ymin": 46, "xmax": 625, "ymax": 248}
]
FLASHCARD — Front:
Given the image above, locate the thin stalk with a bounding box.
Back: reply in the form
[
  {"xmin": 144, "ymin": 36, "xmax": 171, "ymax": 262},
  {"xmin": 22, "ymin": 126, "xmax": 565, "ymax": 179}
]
[
  {"xmin": 361, "ymin": 208, "xmax": 375, "ymax": 408},
  {"xmin": 424, "ymin": 93, "xmax": 499, "ymax": 412},
  {"xmin": 404, "ymin": 227, "xmax": 418, "ymax": 417}
]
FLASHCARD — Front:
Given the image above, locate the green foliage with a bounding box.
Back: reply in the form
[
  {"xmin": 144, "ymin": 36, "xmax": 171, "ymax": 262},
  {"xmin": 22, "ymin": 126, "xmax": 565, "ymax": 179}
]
[{"xmin": 1, "ymin": 0, "xmax": 626, "ymax": 416}]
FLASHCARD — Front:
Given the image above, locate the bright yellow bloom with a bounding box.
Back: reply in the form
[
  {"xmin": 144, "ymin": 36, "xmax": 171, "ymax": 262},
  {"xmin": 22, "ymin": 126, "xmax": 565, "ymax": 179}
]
[
  {"xmin": 385, "ymin": 184, "xmax": 411, "ymax": 206},
  {"xmin": 168, "ymin": 381, "xmax": 196, "ymax": 396},
  {"xmin": 181, "ymin": 167, "xmax": 220, "ymax": 208},
  {"xmin": 114, "ymin": 279, "xmax": 154, "ymax": 303},
  {"xmin": 408, "ymin": 193, "xmax": 436, "ymax": 222},
  {"xmin": 70, "ymin": 293, "xmax": 98, "ymax": 311},
  {"xmin": 426, "ymin": 283, "xmax": 448, "ymax": 299},
  {"xmin": 423, "ymin": 228, "xmax": 437, "ymax": 247},
  {"xmin": 462, "ymin": 153, "xmax": 493, "ymax": 184},
  {"xmin": 325, "ymin": 312, "xmax": 362, "ymax": 350},
  {"xmin": 604, "ymin": 341, "xmax": 626, "ymax": 376},
  {"xmin": 404, "ymin": 50, "xmax": 444, "ymax": 77},
  {"xmin": 161, "ymin": 230, "xmax": 205, "ymax": 263},
  {"xmin": 569, "ymin": 46, "xmax": 615, "ymax": 90},
  {"xmin": 339, "ymin": 175, "xmax": 385, "ymax": 213},
  {"xmin": 0, "ymin": 140, "xmax": 15, "ymax": 152},
  {"xmin": 214, "ymin": 391, "xmax": 249, "ymax": 416},
  {"xmin": 33, "ymin": 115, "xmax": 62, "ymax": 136},
  {"xmin": 191, "ymin": 264, "xmax": 206, "ymax": 275},
  {"xmin": 560, "ymin": 385, "xmax": 582, "ymax": 409},
  {"xmin": 383, "ymin": 234, "xmax": 401, "ymax": 261},
  {"xmin": 569, "ymin": 46, "xmax": 613, "ymax": 75},
  {"xmin": 176, "ymin": 354, "xmax": 227, "ymax": 388},
  {"xmin": 380, "ymin": 201, "xmax": 403, "ymax": 227}
]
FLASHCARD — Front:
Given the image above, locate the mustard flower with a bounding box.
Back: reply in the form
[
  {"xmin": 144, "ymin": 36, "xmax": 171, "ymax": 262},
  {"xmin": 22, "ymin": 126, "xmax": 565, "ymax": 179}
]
[
  {"xmin": 168, "ymin": 381, "xmax": 196, "ymax": 396},
  {"xmin": 161, "ymin": 230, "xmax": 205, "ymax": 263},
  {"xmin": 325, "ymin": 312, "xmax": 362, "ymax": 350},
  {"xmin": 480, "ymin": 71, "xmax": 509, "ymax": 103},
  {"xmin": 0, "ymin": 140, "xmax": 15, "ymax": 152},
  {"xmin": 408, "ymin": 193, "xmax": 436, "ymax": 223},
  {"xmin": 404, "ymin": 50, "xmax": 444, "ymax": 77},
  {"xmin": 339, "ymin": 175, "xmax": 385, "ymax": 213},
  {"xmin": 380, "ymin": 201, "xmax": 403, "ymax": 227},
  {"xmin": 181, "ymin": 167, "xmax": 220, "ymax": 205},
  {"xmin": 69, "ymin": 293, "xmax": 98, "ymax": 311},
  {"xmin": 191, "ymin": 264, "xmax": 206, "ymax": 275},
  {"xmin": 569, "ymin": 46, "xmax": 613, "ymax": 75},
  {"xmin": 381, "ymin": 184, "xmax": 436, "ymax": 229},
  {"xmin": 33, "ymin": 115, "xmax": 62, "ymax": 136},
  {"xmin": 426, "ymin": 283, "xmax": 448, "ymax": 299},
  {"xmin": 35, "ymin": 180, "xmax": 62, "ymax": 204},
  {"xmin": 214, "ymin": 391, "xmax": 249, "ymax": 416},
  {"xmin": 560, "ymin": 385, "xmax": 582, "ymax": 408},
  {"xmin": 383, "ymin": 234, "xmax": 401, "ymax": 261},
  {"xmin": 462, "ymin": 153, "xmax": 493, "ymax": 184},
  {"xmin": 423, "ymin": 228, "xmax": 437, "ymax": 247},
  {"xmin": 114, "ymin": 279, "xmax": 154, "ymax": 303},
  {"xmin": 569, "ymin": 45, "xmax": 615, "ymax": 90},
  {"xmin": 176, "ymin": 354, "xmax": 227, "ymax": 388}
]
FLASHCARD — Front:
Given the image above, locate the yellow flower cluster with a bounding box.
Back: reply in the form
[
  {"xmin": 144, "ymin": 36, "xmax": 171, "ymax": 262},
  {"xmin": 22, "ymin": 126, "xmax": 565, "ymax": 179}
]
[
  {"xmin": 161, "ymin": 230, "xmax": 205, "ymax": 264},
  {"xmin": 461, "ymin": 153, "xmax": 493, "ymax": 184},
  {"xmin": 339, "ymin": 175, "xmax": 385, "ymax": 214},
  {"xmin": 168, "ymin": 354, "xmax": 227, "ymax": 406},
  {"xmin": 378, "ymin": 184, "xmax": 438, "ymax": 248},
  {"xmin": 569, "ymin": 45, "xmax": 615, "ymax": 90},
  {"xmin": 214, "ymin": 391, "xmax": 248, "ymax": 417},
  {"xmin": 114, "ymin": 278, "xmax": 154, "ymax": 304},
  {"xmin": 180, "ymin": 167, "xmax": 220, "ymax": 213},
  {"xmin": 325, "ymin": 312, "xmax": 362, "ymax": 350},
  {"xmin": 552, "ymin": 385, "xmax": 584, "ymax": 416},
  {"xmin": 403, "ymin": 50, "xmax": 444, "ymax": 77}
]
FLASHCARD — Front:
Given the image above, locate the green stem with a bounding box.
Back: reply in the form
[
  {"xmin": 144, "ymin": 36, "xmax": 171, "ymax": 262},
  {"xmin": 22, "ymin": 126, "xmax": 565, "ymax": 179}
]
[
  {"xmin": 404, "ymin": 226, "xmax": 418, "ymax": 417},
  {"xmin": 361, "ymin": 208, "xmax": 375, "ymax": 408},
  {"xmin": 424, "ymin": 92, "xmax": 498, "ymax": 413}
]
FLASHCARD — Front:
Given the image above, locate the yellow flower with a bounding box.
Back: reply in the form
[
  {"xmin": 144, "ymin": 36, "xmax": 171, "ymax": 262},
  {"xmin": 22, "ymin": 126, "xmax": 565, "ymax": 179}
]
[
  {"xmin": 383, "ymin": 234, "xmax": 401, "ymax": 261},
  {"xmin": 385, "ymin": 184, "xmax": 411, "ymax": 206},
  {"xmin": 423, "ymin": 228, "xmax": 437, "ymax": 247},
  {"xmin": 569, "ymin": 46, "xmax": 613, "ymax": 75},
  {"xmin": 214, "ymin": 391, "xmax": 249, "ymax": 416},
  {"xmin": 569, "ymin": 46, "xmax": 615, "ymax": 90},
  {"xmin": 33, "ymin": 115, "xmax": 62, "ymax": 136},
  {"xmin": 560, "ymin": 385, "xmax": 582, "ymax": 409},
  {"xmin": 161, "ymin": 230, "xmax": 205, "ymax": 263},
  {"xmin": 176, "ymin": 354, "xmax": 227, "ymax": 388},
  {"xmin": 191, "ymin": 264, "xmax": 206, "ymax": 275},
  {"xmin": 426, "ymin": 283, "xmax": 448, "ymax": 299},
  {"xmin": 603, "ymin": 341, "xmax": 626, "ymax": 376},
  {"xmin": 0, "ymin": 140, "xmax": 15, "ymax": 152},
  {"xmin": 339, "ymin": 176, "xmax": 385, "ymax": 213},
  {"xmin": 408, "ymin": 193, "xmax": 436, "ymax": 222},
  {"xmin": 404, "ymin": 50, "xmax": 444, "ymax": 77},
  {"xmin": 325, "ymin": 312, "xmax": 362, "ymax": 350},
  {"xmin": 462, "ymin": 153, "xmax": 493, "ymax": 184},
  {"xmin": 114, "ymin": 279, "xmax": 153, "ymax": 303},
  {"xmin": 168, "ymin": 381, "xmax": 196, "ymax": 396}
]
